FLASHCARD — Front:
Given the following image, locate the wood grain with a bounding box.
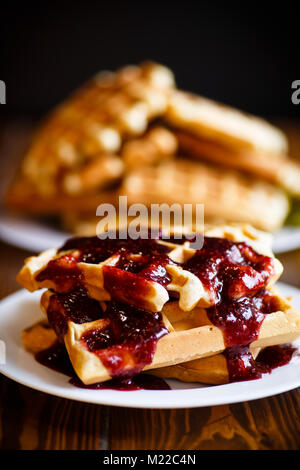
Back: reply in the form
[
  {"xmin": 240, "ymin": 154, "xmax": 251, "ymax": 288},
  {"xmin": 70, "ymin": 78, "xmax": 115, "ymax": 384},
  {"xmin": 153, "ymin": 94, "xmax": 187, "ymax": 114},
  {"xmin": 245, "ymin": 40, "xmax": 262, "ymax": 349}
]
[
  {"xmin": 108, "ymin": 392, "xmax": 300, "ymax": 450},
  {"xmin": 1, "ymin": 119, "xmax": 300, "ymax": 450}
]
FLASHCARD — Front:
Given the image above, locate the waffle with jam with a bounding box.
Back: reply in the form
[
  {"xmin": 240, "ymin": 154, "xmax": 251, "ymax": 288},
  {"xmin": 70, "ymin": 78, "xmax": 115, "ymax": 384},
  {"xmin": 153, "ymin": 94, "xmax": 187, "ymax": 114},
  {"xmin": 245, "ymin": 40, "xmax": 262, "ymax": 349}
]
[{"xmin": 18, "ymin": 225, "xmax": 300, "ymax": 386}]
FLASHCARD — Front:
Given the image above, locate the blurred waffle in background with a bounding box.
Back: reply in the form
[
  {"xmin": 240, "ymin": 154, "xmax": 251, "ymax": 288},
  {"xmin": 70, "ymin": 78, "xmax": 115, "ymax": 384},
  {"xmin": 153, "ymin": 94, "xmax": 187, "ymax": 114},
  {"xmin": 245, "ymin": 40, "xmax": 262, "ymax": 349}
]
[{"xmin": 5, "ymin": 61, "xmax": 300, "ymax": 235}]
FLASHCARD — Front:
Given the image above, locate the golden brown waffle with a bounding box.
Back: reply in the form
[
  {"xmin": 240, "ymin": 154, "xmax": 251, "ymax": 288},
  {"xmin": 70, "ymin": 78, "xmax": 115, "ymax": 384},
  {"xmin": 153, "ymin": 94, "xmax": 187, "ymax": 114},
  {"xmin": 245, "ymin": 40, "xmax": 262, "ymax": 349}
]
[
  {"xmin": 176, "ymin": 129, "xmax": 300, "ymax": 197},
  {"xmin": 20, "ymin": 319, "xmax": 259, "ymax": 385},
  {"xmin": 17, "ymin": 225, "xmax": 283, "ymax": 313},
  {"xmin": 6, "ymin": 62, "xmax": 175, "ymax": 202},
  {"xmin": 165, "ymin": 90, "xmax": 288, "ymax": 155},
  {"xmin": 39, "ymin": 288, "xmax": 300, "ymax": 385},
  {"xmin": 121, "ymin": 159, "xmax": 289, "ymax": 232},
  {"xmin": 151, "ymin": 347, "xmax": 263, "ymax": 385},
  {"xmin": 22, "ymin": 321, "xmax": 57, "ymax": 355},
  {"xmin": 21, "ymin": 318, "xmax": 232, "ymax": 384},
  {"xmin": 62, "ymin": 154, "xmax": 124, "ymax": 196},
  {"xmin": 121, "ymin": 126, "xmax": 177, "ymax": 169},
  {"xmin": 6, "ymin": 180, "xmax": 119, "ymax": 215},
  {"xmin": 152, "ymin": 353, "xmax": 231, "ymax": 385}
]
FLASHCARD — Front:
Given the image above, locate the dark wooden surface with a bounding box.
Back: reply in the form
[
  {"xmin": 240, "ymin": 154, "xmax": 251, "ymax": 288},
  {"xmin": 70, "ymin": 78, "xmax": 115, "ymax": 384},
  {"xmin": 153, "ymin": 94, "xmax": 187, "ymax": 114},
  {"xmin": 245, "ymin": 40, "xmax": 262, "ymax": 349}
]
[{"xmin": 1, "ymin": 119, "xmax": 300, "ymax": 450}]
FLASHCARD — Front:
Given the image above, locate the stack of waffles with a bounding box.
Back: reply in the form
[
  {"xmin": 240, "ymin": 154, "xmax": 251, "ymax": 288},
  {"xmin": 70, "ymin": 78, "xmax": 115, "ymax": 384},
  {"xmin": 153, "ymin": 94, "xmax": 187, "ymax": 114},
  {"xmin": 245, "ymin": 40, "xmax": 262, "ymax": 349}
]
[
  {"xmin": 6, "ymin": 62, "xmax": 300, "ymax": 233},
  {"xmin": 18, "ymin": 225, "xmax": 300, "ymax": 386}
]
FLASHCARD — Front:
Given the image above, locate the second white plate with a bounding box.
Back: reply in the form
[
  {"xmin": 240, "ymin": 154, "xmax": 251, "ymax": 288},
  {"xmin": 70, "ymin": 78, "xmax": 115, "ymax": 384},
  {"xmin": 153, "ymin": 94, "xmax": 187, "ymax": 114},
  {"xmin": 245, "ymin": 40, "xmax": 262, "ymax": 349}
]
[{"xmin": 0, "ymin": 212, "xmax": 300, "ymax": 254}]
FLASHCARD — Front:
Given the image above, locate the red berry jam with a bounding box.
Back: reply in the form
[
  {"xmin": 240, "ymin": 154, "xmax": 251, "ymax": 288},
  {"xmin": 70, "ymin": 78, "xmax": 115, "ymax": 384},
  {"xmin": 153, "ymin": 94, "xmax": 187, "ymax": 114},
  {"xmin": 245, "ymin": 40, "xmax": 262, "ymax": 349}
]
[
  {"xmin": 36, "ymin": 253, "xmax": 83, "ymax": 292},
  {"xmin": 80, "ymin": 301, "xmax": 168, "ymax": 378},
  {"xmin": 35, "ymin": 341, "xmax": 74, "ymax": 377},
  {"xmin": 69, "ymin": 374, "xmax": 171, "ymax": 391},
  {"xmin": 36, "ymin": 236, "xmax": 174, "ymax": 299},
  {"xmin": 46, "ymin": 288, "xmax": 104, "ymax": 341},
  {"xmin": 207, "ymin": 294, "xmax": 266, "ymax": 347},
  {"xmin": 44, "ymin": 288, "xmax": 169, "ymax": 380},
  {"xmin": 225, "ymin": 344, "xmax": 296, "ymax": 382},
  {"xmin": 183, "ymin": 237, "xmax": 274, "ymax": 303},
  {"xmin": 59, "ymin": 235, "xmax": 171, "ymax": 265}
]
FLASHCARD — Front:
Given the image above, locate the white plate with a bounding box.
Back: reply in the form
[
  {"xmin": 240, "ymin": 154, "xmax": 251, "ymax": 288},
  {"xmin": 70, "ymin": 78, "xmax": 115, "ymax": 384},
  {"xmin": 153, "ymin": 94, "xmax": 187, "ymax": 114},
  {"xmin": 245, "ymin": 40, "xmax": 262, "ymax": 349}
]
[
  {"xmin": 0, "ymin": 212, "xmax": 300, "ymax": 254},
  {"xmin": 0, "ymin": 282, "xmax": 300, "ymax": 408}
]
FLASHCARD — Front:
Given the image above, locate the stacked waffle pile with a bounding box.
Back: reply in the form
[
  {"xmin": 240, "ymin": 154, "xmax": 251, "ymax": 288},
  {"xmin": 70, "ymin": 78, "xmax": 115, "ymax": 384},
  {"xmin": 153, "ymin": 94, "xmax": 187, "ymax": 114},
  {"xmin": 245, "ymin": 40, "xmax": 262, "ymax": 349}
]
[
  {"xmin": 18, "ymin": 225, "xmax": 300, "ymax": 386},
  {"xmin": 6, "ymin": 62, "xmax": 300, "ymax": 233}
]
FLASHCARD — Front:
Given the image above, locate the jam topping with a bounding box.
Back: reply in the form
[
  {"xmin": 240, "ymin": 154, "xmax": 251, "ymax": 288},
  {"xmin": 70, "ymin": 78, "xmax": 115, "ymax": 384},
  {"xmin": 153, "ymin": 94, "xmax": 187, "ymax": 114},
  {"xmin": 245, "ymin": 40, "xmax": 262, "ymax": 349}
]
[
  {"xmin": 207, "ymin": 294, "xmax": 266, "ymax": 348},
  {"xmin": 37, "ymin": 236, "xmax": 174, "ymax": 296},
  {"xmin": 36, "ymin": 236, "xmax": 275, "ymax": 308},
  {"xmin": 101, "ymin": 249, "xmax": 173, "ymax": 309},
  {"xmin": 58, "ymin": 235, "xmax": 171, "ymax": 265},
  {"xmin": 36, "ymin": 253, "xmax": 83, "ymax": 292},
  {"xmin": 182, "ymin": 237, "xmax": 276, "ymax": 361},
  {"xmin": 46, "ymin": 288, "xmax": 104, "ymax": 341},
  {"xmin": 261, "ymin": 290, "xmax": 282, "ymax": 313},
  {"xmin": 80, "ymin": 301, "xmax": 168, "ymax": 378},
  {"xmin": 183, "ymin": 237, "xmax": 274, "ymax": 303},
  {"xmin": 225, "ymin": 344, "xmax": 296, "ymax": 382}
]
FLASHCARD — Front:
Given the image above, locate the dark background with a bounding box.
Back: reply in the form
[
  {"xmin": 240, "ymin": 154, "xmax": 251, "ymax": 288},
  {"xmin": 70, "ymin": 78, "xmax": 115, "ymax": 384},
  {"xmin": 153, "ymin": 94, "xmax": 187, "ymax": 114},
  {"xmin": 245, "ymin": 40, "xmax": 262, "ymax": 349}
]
[{"xmin": 0, "ymin": 1, "xmax": 299, "ymax": 118}]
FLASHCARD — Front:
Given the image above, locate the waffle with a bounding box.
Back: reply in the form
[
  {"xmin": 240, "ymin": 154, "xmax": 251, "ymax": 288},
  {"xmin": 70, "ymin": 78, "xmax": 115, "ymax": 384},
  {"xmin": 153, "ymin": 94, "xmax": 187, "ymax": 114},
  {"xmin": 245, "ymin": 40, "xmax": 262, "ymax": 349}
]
[
  {"xmin": 165, "ymin": 90, "xmax": 288, "ymax": 155},
  {"xmin": 6, "ymin": 62, "xmax": 175, "ymax": 202},
  {"xmin": 6, "ymin": 180, "xmax": 120, "ymax": 214},
  {"xmin": 22, "ymin": 320, "xmax": 57, "ymax": 355},
  {"xmin": 39, "ymin": 287, "xmax": 300, "ymax": 385},
  {"xmin": 121, "ymin": 126, "xmax": 177, "ymax": 169},
  {"xmin": 17, "ymin": 225, "xmax": 283, "ymax": 313},
  {"xmin": 151, "ymin": 348, "xmax": 262, "ymax": 385},
  {"xmin": 20, "ymin": 318, "xmax": 259, "ymax": 385},
  {"xmin": 175, "ymin": 129, "xmax": 300, "ymax": 197},
  {"xmin": 121, "ymin": 159, "xmax": 289, "ymax": 232},
  {"xmin": 62, "ymin": 154, "xmax": 124, "ymax": 196}
]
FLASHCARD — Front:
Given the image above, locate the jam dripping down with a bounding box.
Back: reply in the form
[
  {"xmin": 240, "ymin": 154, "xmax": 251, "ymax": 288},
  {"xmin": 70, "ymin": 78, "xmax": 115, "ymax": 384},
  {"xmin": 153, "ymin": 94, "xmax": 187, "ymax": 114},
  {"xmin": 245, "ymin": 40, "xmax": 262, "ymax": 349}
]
[
  {"xmin": 206, "ymin": 289, "xmax": 280, "ymax": 349},
  {"xmin": 206, "ymin": 290, "xmax": 296, "ymax": 382},
  {"xmin": 224, "ymin": 344, "xmax": 296, "ymax": 383},
  {"xmin": 35, "ymin": 342, "xmax": 170, "ymax": 391}
]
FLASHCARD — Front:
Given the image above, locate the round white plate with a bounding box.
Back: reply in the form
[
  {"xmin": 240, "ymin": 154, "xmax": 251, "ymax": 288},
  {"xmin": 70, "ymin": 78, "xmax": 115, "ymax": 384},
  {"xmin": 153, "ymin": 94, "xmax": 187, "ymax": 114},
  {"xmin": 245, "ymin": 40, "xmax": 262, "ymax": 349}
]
[
  {"xmin": 0, "ymin": 282, "xmax": 300, "ymax": 408},
  {"xmin": 1, "ymin": 212, "xmax": 300, "ymax": 254}
]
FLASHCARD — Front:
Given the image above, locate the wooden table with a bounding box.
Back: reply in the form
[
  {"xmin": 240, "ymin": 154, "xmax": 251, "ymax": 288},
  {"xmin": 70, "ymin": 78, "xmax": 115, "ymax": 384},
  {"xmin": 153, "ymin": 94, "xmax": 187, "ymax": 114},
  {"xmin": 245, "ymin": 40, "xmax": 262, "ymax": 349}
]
[{"xmin": 1, "ymin": 119, "xmax": 300, "ymax": 450}]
